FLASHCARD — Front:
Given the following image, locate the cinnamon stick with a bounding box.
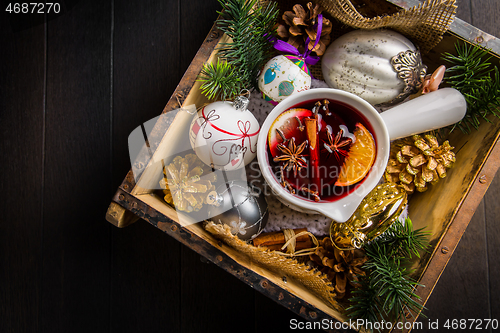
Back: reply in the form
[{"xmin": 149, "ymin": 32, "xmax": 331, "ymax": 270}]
[
  {"xmin": 264, "ymin": 238, "xmax": 313, "ymax": 252},
  {"xmin": 305, "ymin": 116, "xmax": 320, "ymax": 190},
  {"xmin": 253, "ymin": 228, "xmax": 309, "ymax": 247}
]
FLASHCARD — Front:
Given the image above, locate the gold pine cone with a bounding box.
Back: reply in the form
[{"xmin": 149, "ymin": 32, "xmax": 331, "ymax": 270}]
[
  {"xmin": 309, "ymin": 237, "xmax": 367, "ymax": 299},
  {"xmin": 384, "ymin": 134, "xmax": 456, "ymax": 194},
  {"xmin": 277, "ymin": 2, "xmax": 332, "ymax": 56},
  {"xmin": 160, "ymin": 154, "xmax": 216, "ymax": 212}
]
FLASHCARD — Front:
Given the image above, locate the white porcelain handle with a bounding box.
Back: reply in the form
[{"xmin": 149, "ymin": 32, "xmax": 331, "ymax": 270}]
[
  {"xmin": 316, "ymin": 194, "xmax": 365, "ymax": 222},
  {"xmin": 381, "ymin": 88, "xmax": 467, "ymax": 140}
]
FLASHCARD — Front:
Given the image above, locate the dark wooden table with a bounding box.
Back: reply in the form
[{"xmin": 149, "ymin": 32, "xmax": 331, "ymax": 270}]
[{"xmin": 1, "ymin": 1, "xmax": 499, "ymax": 332}]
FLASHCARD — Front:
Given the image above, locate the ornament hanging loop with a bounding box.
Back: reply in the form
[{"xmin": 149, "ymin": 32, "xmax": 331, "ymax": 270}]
[{"xmin": 239, "ymin": 89, "xmax": 250, "ymax": 98}]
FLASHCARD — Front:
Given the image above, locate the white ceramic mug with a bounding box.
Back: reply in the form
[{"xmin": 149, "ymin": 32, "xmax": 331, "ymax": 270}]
[{"xmin": 256, "ymin": 88, "xmax": 466, "ymax": 222}]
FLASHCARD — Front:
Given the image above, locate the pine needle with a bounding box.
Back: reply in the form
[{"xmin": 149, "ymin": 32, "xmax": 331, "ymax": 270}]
[
  {"xmin": 375, "ymin": 218, "xmax": 430, "ymax": 258},
  {"xmin": 217, "ymin": 0, "xmax": 278, "ymax": 87},
  {"xmin": 346, "ymin": 218, "xmax": 430, "ymax": 331},
  {"xmin": 347, "ymin": 279, "xmax": 382, "ymax": 326},
  {"xmin": 197, "ymin": 0, "xmax": 278, "ymax": 101},
  {"xmin": 364, "ymin": 243, "xmax": 424, "ymax": 322},
  {"xmin": 442, "ymin": 42, "xmax": 500, "ymax": 134},
  {"xmin": 198, "ymin": 59, "xmax": 242, "ymax": 101}
]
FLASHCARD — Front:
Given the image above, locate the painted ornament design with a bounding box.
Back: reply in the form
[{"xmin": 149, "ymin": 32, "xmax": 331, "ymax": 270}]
[
  {"xmin": 278, "ymin": 74, "xmax": 296, "ymax": 97},
  {"xmin": 264, "ymin": 62, "xmax": 281, "ymax": 84},
  {"xmin": 258, "ymin": 54, "xmax": 311, "ymax": 105},
  {"xmin": 189, "ymin": 101, "xmax": 260, "ymax": 171}
]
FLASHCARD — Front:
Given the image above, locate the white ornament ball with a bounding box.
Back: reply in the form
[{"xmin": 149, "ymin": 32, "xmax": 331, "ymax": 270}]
[
  {"xmin": 189, "ymin": 99, "xmax": 260, "ymax": 171},
  {"xmin": 258, "ymin": 55, "xmax": 311, "ymax": 105},
  {"xmin": 321, "ymin": 29, "xmax": 426, "ymax": 106}
]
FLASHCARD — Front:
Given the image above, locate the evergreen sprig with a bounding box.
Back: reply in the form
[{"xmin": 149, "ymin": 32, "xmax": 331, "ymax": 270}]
[
  {"xmin": 346, "ymin": 218, "xmax": 430, "ymax": 332},
  {"xmin": 198, "ymin": 59, "xmax": 242, "ymax": 101},
  {"xmin": 347, "ymin": 278, "xmax": 382, "ymax": 325},
  {"xmin": 442, "ymin": 42, "xmax": 500, "ymax": 134},
  {"xmin": 364, "ymin": 243, "xmax": 424, "ymax": 322},
  {"xmin": 375, "ymin": 218, "xmax": 430, "ymax": 259},
  {"xmin": 217, "ymin": 0, "xmax": 278, "ymax": 88},
  {"xmin": 197, "ymin": 0, "xmax": 278, "ymax": 101}
]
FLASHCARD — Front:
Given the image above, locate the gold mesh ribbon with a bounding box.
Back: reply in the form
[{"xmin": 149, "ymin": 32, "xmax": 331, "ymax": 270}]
[
  {"xmin": 205, "ymin": 222, "xmax": 342, "ymax": 311},
  {"xmin": 316, "ymin": 0, "xmax": 457, "ymax": 54}
]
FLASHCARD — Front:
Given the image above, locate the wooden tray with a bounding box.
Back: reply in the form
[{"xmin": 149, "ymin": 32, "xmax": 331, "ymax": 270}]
[{"xmin": 105, "ymin": 0, "xmax": 500, "ymax": 331}]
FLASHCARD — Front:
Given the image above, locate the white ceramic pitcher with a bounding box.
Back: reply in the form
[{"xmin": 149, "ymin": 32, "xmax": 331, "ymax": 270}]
[{"xmin": 257, "ymin": 88, "xmax": 466, "ymax": 222}]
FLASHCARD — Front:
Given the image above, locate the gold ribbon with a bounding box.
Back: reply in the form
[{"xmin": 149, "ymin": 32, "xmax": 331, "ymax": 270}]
[{"xmin": 278, "ymin": 229, "xmax": 320, "ymax": 257}]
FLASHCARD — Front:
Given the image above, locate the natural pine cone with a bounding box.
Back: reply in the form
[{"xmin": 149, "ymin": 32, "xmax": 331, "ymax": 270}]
[
  {"xmin": 277, "ymin": 2, "xmax": 332, "ymax": 56},
  {"xmin": 160, "ymin": 154, "xmax": 216, "ymax": 212},
  {"xmin": 309, "ymin": 237, "xmax": 367, "ymax": 299},
  {"xmin": 384, "ymin": 134, "xmax": 456, "ymax": 193}
]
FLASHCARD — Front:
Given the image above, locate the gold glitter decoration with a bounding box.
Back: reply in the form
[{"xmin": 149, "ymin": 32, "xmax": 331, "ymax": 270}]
[
  {"xmin": 160, "ymin": 154, "xmax": 216, "ymax": 212},
  {"xmin": 330, "ymin": 183, "xmax": 407, "ymax": 250}
]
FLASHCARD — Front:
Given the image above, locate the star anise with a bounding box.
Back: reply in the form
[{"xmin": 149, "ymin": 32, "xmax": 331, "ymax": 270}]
[
  {"xmin": 323, "ymin": 126, "xmax": 353, "ymax": 162},
  {"xmin": 274, "ymin": 138, "xmax": 308, "ymax": 177}
]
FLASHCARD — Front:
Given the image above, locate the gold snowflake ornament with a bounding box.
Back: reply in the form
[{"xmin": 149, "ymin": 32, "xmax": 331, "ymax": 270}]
[{"xmin": 160, "ymin": 154, "xmax": 216, "ymax": 212}]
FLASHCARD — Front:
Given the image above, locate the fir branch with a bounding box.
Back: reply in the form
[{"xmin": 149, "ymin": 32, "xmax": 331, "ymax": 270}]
[
  {"xmin": 442, "ymin": 42, "xmax": 500, "ymax": 134},
  {"xmin": 198, "ymin": 0, "xmax": 278, "ymax": 100},
  {"xmin": 347, "ymin": 279, "xmax": 382, "ymax": 326},
  {"xmin": 375, "ymin": 218, "xmax": 430, "ymax": 258},
  {"xmin": 364, "ymin": 243, "xmax": 424, "ymax": 322},
  {"xmin": 346, "ymin": 218, "xmax": 430, "ymax": 331},
  {"xmin": 198, "ymin": 59, "xmax": 242, "ymax": 101},
  {"xmin": 216, "ymin": 0, "xmax": 278, "ymax": 89}
]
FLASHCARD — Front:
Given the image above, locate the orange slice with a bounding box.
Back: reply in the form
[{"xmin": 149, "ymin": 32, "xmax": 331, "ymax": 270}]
[
  {"xmin": 268, "ymin": 108, "xmax": 313, "ymax": 157},
  {"xmin": 335, "ymin": 123, "xmax": 376, "ymax": 186},
  {"xmin": 268, "ymin": 108, "xmax": 331, "ymax": 155}
]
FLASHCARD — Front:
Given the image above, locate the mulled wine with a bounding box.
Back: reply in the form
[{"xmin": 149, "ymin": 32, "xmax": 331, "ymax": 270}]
[{"xmin": 267, "ymin": 98, "xmax": 376, "ymax": 202}]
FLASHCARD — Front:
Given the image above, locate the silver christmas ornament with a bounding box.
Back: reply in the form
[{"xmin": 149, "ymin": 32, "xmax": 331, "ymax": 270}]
[
  {"xmin": 322, "ymin": 29, "xmax": 427, "ymax": 106},
  {"xmin": 207, "ymin": 181, "xmax": 268, "ymax": 240}
]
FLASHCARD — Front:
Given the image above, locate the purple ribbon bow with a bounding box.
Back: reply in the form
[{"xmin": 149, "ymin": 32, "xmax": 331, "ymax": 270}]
[{"xmin": 270, "ymin": 14, "xmax": 323, "ymax": 66}]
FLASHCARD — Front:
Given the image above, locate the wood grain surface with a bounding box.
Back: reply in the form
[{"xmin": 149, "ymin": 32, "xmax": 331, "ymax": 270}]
[{"xmin": 0, "ymin": 0, "xmax": 499, "ymax": 332}]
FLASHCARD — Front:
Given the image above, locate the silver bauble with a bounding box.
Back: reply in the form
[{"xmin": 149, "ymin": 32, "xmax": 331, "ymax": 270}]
[
  {"xmin": 207, "ymin": 181, "xmax": 268, "ymax": 240},
  {"xmin": 322, "ymin": 29, "xmax": 427, "ymax": 106}
]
